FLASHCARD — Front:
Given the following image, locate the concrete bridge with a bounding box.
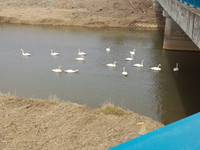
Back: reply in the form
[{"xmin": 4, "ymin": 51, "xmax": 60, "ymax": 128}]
[{"xmin": 156, "ymin": 0, "xmax": 200, "ymax": 51}]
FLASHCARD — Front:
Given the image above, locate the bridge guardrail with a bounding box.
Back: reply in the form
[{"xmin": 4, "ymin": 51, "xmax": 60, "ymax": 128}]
[{"xmin": 178, "ymin": 0, "xmax": 200, "ymax": 8}]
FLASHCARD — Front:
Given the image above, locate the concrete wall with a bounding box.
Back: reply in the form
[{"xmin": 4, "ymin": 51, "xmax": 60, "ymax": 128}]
[{"xmin": 157, "ymin": 0, "xmax": 200, "ymax": 49}]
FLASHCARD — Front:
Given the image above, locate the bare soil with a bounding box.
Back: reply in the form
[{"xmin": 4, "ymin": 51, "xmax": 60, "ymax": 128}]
[
  {"xmin": 0, "ymin": 0, "xmax": 164, "ymax": 29},
  {"xmin": 0, "ymin": 94, "xmax": 163, "ymax": 150}
]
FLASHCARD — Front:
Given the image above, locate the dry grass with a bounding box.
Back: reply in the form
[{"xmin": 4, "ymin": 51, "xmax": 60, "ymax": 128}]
[
  {"xmin": 99, "ymin": 103, "xmax": 130, "ymax": 116},
  {"xmin": 0, "ymin": 0, "xmax": 164, "ymax": 29},
  {"xmin": 0, "ymin": 94, "xmax": 163, "ymax": 150}
]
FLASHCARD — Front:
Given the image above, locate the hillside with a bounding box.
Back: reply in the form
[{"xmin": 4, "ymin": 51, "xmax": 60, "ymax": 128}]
[
  {"xmin": 0, "ymin": 0, "xmax": 164, "ymax": 29},
  {"xmin": 0, "ymin": 94, "xmax": 163, "ymax": 150}
]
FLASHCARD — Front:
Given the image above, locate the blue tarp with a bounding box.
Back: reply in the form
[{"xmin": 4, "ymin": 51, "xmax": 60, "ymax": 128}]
[
  {"xmin": 109, "ymin": 113, "xmax": 200, "ymax": 150},
  {"xmin": 178, "ymin": 0, "xmax": 200, "ymax": 8}
]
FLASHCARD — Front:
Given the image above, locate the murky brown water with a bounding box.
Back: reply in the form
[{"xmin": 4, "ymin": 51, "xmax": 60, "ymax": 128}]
[{"xmin": 0, "ymin": 24, "xmax": 199, "ymax": 124}]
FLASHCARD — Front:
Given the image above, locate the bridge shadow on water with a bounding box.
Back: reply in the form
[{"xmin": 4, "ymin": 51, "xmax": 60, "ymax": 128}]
[
  {"xmin": 152, "ymin": 2, "xmax": 200, "ymax": 125},
  {"xmin": 161, "ymin": 50, "xmax": 200, "ymax": 125}
]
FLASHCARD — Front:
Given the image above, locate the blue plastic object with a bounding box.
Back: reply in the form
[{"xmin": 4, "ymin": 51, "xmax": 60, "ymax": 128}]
[
  {"xmin": 178, "ymin": 0, "xmax": 200, "ymax": 8},
  {"xmin": 109, "ymin": 113, "xmax": 200, "ymax": 150}
]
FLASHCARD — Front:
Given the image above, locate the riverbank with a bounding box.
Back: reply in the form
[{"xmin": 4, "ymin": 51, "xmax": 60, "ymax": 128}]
[
  {"xmin": 0, "ymin": 0, "xmax": 164, "ymax": 30},
  {"xmin": 0, "ymin": 94, "xmax": 163, "ymax": 150}
]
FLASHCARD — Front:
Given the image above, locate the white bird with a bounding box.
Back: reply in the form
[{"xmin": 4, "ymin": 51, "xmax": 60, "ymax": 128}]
[
  {"xmin": 137, "ymin": 122, "xmax": 147, "ymax": 135},
  {"xmin": 20, "ymin": 49, "xmax": 31, "ymax": 56},
  {"xmin": 106, "ymin": 61, "xmax": 117, "ymax": 67},
  {"xmin": 52, "ymin": 66, "xmax": 62, "ymax": 73},
  {"xmin": 173, "ymin": 63, "xmax": 179, "ymax": 72},
  {"xmin": 125, "ymin": 54, "xmax": 134, "ymax": 61},
  {"xmin": 51, "ymin": 49, "xmax": 59, "ymax": 56},
  {"xmin": 151, "ymin": 64, "xmax": 161, "ymax": 71},
  {"xmin": 130, "ymin": 49, "xmax": 136, "ymax": 55},
  {"xmin": 75, "ymin": 56, "xmax": 85, "ymax": 61},
  {"xmin": 78, "ymin": 49, "xmax": 87, "ymax": 56},
  {"xmin": 65, "ymin": 69, "xmax": 79, "ymax": 73},
  {"xmin": 122, "ymin": 67, "xmax": 128, "ymax": 76},
  {"xmin": 133, "ymin": 60, "xmax": 144, "ymax": 67},
  {"xmin": 106, "ymin": 46, "xmax": 111, "ymax": 52}
]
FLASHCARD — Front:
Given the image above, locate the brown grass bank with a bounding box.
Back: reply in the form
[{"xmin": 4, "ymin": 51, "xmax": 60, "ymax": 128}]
[
  {"xmin": 0, "ymin": 0, "xmax": 164, "ymax": 29},
  {"xmin": 0, "ymin": 94, "xmax": 163, "ymax": 150}
]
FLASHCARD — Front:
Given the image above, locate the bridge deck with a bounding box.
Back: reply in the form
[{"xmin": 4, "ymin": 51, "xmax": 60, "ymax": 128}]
[{"xmin": 157, "ymin": 0, "xmax": 200, "ymax": 49}]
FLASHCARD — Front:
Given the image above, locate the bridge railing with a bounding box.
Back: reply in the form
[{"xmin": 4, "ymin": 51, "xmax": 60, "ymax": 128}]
[{"xmin": 178, "ymin": 0, "xmax": 200, "ymax": 8}]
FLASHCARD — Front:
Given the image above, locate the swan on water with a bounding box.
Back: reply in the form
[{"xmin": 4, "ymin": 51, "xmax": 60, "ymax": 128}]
[
  {"xmin": 106, "ymin": 46, "xmax": 111, "ymax": 52},
  {"xmin": 75, "ymin": 56, "xmax": 85, "ymax": 61},
  {"xmin": 106, "ymin": 61, "xmax": 117, "ymax": 67},
  {"xmin": 137, "ymin": 122, "xmax": 147, "ymax": 135},
  {"xmin": 78, "ymin": 49, "xmax": 87, "ymax": 56},
  {"xmin": 130, "ymin": 49, "xmax": 136, "ymax": 55},
  {"xmin": 52, "ymin": 66, "xmax": 62, "ymax": 73},
  {"xmin": 133, "ymin": 60, "xmax": 144, "ymax": 67},
  {"xmin": 173, "ymin": 63, "xmax": 179, "ymax": 72},
  {"xmin": 122, "ymin": 67, "xmax": 128, "ymax": 76},
  {"xmin": 20, "ymin": 49, "xmax": 31, "ymax": 56},
  {"xmin": 125, "ymin": 54, "xmax": 134, "ymax": 61},
  {"xmin": 65, "ymin": 69, "xmax": 79, "ymax": 73},
  {"xmin": 51, "ymin": 49, "xmax": 59, "ymax": 56},
  {"xmin": 151, "ymin": 64, "xmax": 161, "ymax": 71}
]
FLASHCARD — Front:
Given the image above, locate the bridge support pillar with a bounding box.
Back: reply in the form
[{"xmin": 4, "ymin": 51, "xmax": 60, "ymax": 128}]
[{"xmin": 163, "ymin": 11, "xmax": 199, "ymax": 51}]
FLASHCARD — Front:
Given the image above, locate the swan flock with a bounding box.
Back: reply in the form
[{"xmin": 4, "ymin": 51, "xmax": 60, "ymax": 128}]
[{"xmin": 20, "ymin": 48, "xmax": 179, "ymax": 76}]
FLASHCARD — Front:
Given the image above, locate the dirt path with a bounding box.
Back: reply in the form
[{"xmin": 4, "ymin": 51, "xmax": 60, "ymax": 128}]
[
  {"xmin": 0, "ymin": 0, "xmax": 164, "ymax": 29},
  {"xmin": 0, "ymin": 94, "xmax": 163, "ymax": 150}
]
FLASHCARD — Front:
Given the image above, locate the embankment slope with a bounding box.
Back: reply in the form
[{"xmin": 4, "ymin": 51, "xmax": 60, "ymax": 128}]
[
  {"xmin": 0, "ymin": 95, "xmax": 163, "ymax": 150},
  {"xmin": 0, "ymin": 0, "xmax": 164, "ymax": 29}
]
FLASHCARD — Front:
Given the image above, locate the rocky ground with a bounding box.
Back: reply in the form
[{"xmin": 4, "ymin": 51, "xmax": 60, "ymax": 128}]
[
  {"xmin": 0, "ymin": 94, "xmax": 163, "ymax": 150},
  {"xmin": 0, "ymin": 0, "xmax": 164, "ymax": 29}
]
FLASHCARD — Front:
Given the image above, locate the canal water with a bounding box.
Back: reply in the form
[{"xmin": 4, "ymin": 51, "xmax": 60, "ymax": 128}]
[{"xmin": 0, "ymin": 24, "xmax": 199, "ymax": 125}]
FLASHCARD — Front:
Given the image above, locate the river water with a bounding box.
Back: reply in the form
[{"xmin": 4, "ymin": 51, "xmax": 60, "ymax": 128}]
[{"xmin": 0, "ymin": 24, "xmax": 199, "ymax": 124}]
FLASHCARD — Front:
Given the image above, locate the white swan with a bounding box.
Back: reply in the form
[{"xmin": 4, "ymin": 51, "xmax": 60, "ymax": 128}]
[
  {"xmin": 78, "ymin": 49, "xmax": 87, "ymax": 56},
  {"xmin": 125, "ymin": 54, "xmax": 134, "ymax": 61},
  {"xmin": 20, "ymin": 49, "xmax": 31, "ymax": 56},
  {"xmin": 130, "ymin": 49, "xmax": 136, "ymax": 55},
  {"xmin": 75, "ymin": 56, "xmax": 85, "ymax": 61},
  {"xmin": 173, "ymin": 63, "xmax": 179, "ymax": 72},
  {"xmin": 52, "ymin": 66, "xmax": 62, "ymax": 73},
  {"xmin": 51, "ymin": 49, "xmax": 59, "ymax": 56},
  {"xmin": 106, "ymin": 46, "xmax": 111, "ymax": 52},
  {"xmin": 65, "ymin": 69, "xmax": 79, "ymax": 73},
  {"xmin": 106, "ymin": 61, "xmax": 117, "ymax": 67},
  {"xmin": 133, "ymin": 60, "xmax": 144, "ymax": 67},
  {"xmin": 122, "ymin": 67, "xmax": 128, "ymax": 76},
  {"xmin": 151, "ymin": 64, "xmax": 161, "ymax": 71}
]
